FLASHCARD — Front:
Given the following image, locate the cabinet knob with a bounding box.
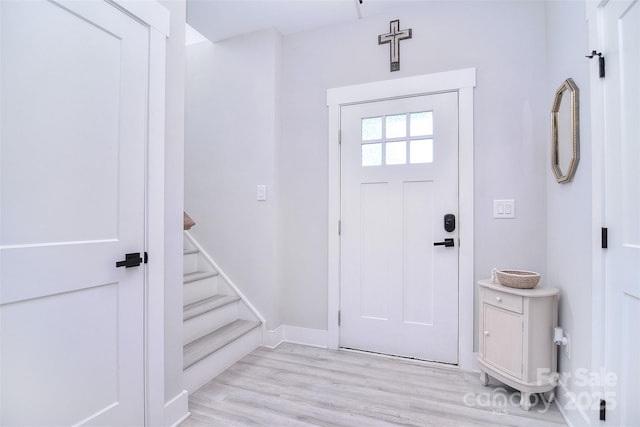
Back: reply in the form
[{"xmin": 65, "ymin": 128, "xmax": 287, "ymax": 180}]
[
  {"xmin": 495, "ymin": 296, "xmax": 502, "ymax": 302},
  {"xmin": 484, "ymin": 331, "xmax": 490, "ymax": 336}
]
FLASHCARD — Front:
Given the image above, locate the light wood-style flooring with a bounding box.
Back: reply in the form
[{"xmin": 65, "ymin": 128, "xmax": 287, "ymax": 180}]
[{"xmin": 181, "ymin": 343, "xmax": 567, "ymax": 426}]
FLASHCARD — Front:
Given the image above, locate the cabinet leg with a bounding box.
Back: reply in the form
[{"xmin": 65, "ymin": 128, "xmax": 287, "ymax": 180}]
[
  {"xmin": 520, "ymin": 392, "xmax": 532, "ymax": 411},
  {"xmin": 479, "ymin": 370, "xmax": 489, "ymax": 386},
  {"xmin": 545, "ymin": 391, "xmax": 555, "ymax": 404}
]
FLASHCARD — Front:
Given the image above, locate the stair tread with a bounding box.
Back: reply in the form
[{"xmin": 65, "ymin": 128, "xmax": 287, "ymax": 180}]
[
  {"xmin": 183, "ymin": 294, "xmax": 240, "ymax": 321},
  {"xmin": 183, "ymin": 319, "xmax": 261, "ymax": 370},
  {"xmin": 184, "ymin": 270, "xmax": 218, "ymax": 284}
]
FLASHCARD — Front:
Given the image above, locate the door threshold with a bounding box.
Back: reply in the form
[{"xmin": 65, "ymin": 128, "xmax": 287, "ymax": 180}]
[{"xmin": 338, "ymin": 346, "xmax": 459, "ymax": 369}]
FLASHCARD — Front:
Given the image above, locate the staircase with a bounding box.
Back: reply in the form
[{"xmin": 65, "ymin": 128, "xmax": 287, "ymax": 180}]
[{"xmin": 183, "ymin": 231, "xmax": 263, "ymax": 394}]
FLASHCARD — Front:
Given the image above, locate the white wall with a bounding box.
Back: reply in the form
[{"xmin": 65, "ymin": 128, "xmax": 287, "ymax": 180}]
[
  {"xmin": 279, "ymin": 1, "xmax": 549, "ymax": 332},
  {"xmin": 544, "ymin": 1, "xmax": 593, "ymax": 425},
  {"xmin": 185, "ymin": 30, "xmax": 282, "ymax": 329},
  {"xmin": 186, "ymin": 2, "xmax": 550, "ymax": 343},
  {"xmin": 184, "ymin": 1, "xmax": 598, "ymax": 423}
]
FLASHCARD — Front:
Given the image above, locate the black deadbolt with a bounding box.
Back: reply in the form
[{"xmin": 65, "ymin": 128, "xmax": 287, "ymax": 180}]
[{"xmin": 444, "ymin": 214, "xmax": 456, "ymax": 232}]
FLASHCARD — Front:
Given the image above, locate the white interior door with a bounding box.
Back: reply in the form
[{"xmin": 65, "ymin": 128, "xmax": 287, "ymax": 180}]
[
  {"xmin": 601, "ymin": 0, "xmax": 640, "ymax": 424},
  {"xmin": 340, "ymin": 92, "xmax": 459, "ymax": 363},
  {"xmin": 0, "ymin": 1, "xmax": 148, "ymax": 424}
]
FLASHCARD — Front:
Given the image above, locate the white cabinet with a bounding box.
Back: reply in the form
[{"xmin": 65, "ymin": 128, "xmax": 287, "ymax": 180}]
[{"xmin": 478, "ymin": 279, "xmax": 559, "ymax": 410}]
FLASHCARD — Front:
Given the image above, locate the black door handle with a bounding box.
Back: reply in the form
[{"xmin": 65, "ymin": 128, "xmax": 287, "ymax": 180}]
[
  {"xmin": 433, "ymin": 238, "xmax": 455, "ymax": 248},
  {"xmin": 116, "ymin": 252, "xmax": 143, "ymax": 268}
]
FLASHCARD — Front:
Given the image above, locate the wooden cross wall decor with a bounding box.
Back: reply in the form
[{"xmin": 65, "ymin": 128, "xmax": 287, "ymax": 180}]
[{"xmin": 378, "ymin": 19, "xmax": 412, "ymax": 72}]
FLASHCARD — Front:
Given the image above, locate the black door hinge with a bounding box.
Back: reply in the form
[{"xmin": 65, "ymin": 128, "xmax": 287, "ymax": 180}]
[
  {"xmin": 338, "ymin": 310, "xmax": 341, "ymax": 326},
  {"xmin": 586, "ymin": 51, "xmax": 605, "ymax": 78},
  {"xmin": 602, "ymin": 227, "xmax": 608, "ymax": 249},
  {"xmin": 600, "ymin": 399, "xmax": 606, "ymax": 421},
  {"xmin": 144, "ymin": 252, "xmax": 148, "ymax": 264}
]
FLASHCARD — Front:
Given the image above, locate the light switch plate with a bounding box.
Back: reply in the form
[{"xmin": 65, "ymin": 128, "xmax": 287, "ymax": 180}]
[
  {"xmin": 493, "ymin": 199, "xmax": 515, "ymax": 218},
  {"xmin": 257, "ymin": 184, "xmax": 267, "ymax": 201}
]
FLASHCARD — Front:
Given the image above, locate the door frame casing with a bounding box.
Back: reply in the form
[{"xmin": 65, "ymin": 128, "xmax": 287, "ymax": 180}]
[
  {"xmin": 326, "ymin": 68, "xmax": 476, "ymax": 370},
  {"xmin": 587, "ymin": 1, "xmax": 637, "ymax": 425},
  {"xmin": 108, "ymin": 1, "xmax": 170, "ymax": 425},
  {"xmin": 586, "ymin": 3, "xmax": 605, "ymax": 426}
]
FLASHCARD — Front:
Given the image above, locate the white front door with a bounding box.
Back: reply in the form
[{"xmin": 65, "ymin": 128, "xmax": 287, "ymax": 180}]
[
  {"xmin": 601, "ymin": 0, "xmax": 640, "ymax": 424},
  {"xmin": 340, "ymin": 92, "xmax": 459, "ymax": 363},
  {"xmin": 1, "ymin": 1, "xmax": 148, "ymax": 424}
]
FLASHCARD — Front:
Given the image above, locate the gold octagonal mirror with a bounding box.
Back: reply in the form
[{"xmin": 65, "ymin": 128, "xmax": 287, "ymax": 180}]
[{"xmin": 551, "ymin": 78, "xmax": 579, "ymax": 183}]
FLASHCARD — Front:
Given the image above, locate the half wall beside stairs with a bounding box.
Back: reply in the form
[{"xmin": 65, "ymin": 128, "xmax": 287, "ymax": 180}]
[{"xmin": 183, "ymin": 231, "xmax": 264, "ymax": 394}]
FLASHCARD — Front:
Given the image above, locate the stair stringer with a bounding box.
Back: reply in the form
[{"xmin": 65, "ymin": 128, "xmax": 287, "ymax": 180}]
[{"xmin": 183, "ymin": 230, "xmax": 266, "ymax": 340}]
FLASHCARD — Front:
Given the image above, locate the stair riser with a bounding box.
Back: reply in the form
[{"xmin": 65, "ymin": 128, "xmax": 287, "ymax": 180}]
[
  {"xmin": 183, "ymin": 236, "xmax": 196, "ymax": 252},
  {"xmin": 183, "ymin": 252, "xmax": 199, "ymax": 275},
  {"xmin": 184, "ymin": 276, "xmax": 218, "ymax": 306},
  {"xmin": 184, "ymin": 295, "xmax": 239, "ymax": 322},
  {"xmin": 183, "ymin": 301, "xmax": 239, "ymax": 345},
  {"xmin": 184, "ymin": 326, "xmax": 261, "ymax": 394}
]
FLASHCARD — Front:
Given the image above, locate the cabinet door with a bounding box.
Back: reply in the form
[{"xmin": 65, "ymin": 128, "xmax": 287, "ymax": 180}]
[{"xmin": 483, "ymin": 304, "xmax": 523, "ymax": 379}]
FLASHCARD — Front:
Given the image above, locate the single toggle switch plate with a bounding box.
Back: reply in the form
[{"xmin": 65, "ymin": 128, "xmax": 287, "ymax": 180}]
[
  {"xmin": 257, "ymin": 184, "xmax": 267, "ymax": 201},
  {"xmin": 493, "ymin": 199, "xmax": 515, "ymax": 218}
]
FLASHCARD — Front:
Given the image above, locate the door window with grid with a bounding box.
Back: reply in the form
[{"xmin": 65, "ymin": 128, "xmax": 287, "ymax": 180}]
[{"xmin": 361, "ymin": 111, "xmax": 434, "ymax": 166}]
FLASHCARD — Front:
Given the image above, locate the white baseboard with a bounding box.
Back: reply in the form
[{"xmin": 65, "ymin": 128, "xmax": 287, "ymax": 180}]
[
  {"xmin": 556, "ymin": 401, "xmax": 578, "ymax": 427},
  {"xmin": 262, "ymin": 325, "xmax": 284, "ymax": 349},
  {"xmin": 469, "ymin": 352, "xmax": 481, "ymax": 372},
  {"xmin": 283, "ymin": 325, "xmax": 328, "ymax": 348},
  {"xmin": 262, "ymin": 325, "xmax": 328, "ymax": 349},
  {"xmin": 164, "ymin": 390, "xmax": 189, "ymax": 427},
  {"xmin": 555, "ymin": 386, "xmax": 590, "ymax": 427}
]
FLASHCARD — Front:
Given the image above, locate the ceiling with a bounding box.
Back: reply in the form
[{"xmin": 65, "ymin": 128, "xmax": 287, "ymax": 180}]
[{"xmin": 186, "ymin": 0, "xmax": 418, "ymax": 43}]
